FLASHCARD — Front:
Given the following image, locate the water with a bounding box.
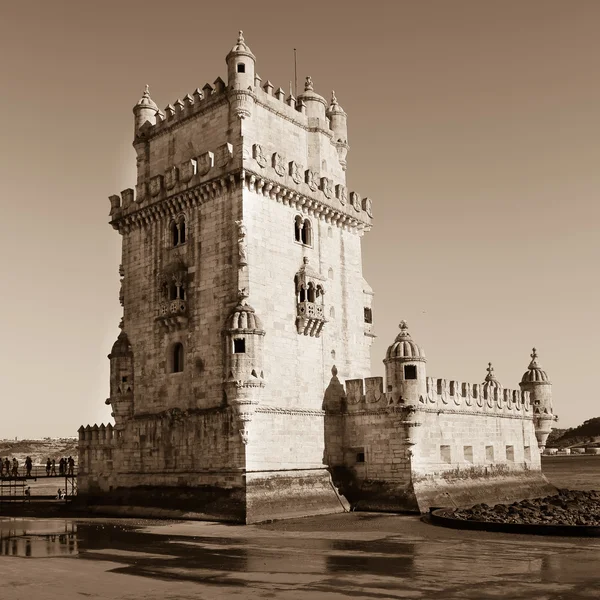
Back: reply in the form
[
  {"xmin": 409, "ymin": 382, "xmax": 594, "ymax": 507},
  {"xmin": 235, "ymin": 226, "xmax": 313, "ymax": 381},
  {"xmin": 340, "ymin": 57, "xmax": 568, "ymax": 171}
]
[{"xmin": 2, "ymin": 515, "xmax": 600, "ymax": 598}]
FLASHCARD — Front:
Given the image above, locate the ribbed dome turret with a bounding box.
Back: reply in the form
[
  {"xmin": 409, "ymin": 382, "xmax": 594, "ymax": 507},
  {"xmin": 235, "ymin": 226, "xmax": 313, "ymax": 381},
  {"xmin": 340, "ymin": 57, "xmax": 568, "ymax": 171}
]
[
  {"xmin": 482, "ymin": 363, "xmax": 502, "ymax": 390},
  {"xmin": 326, "ymin": 90, "xmax": 346, "ymax": 117},
  {"xmin": 521, "ymin": 348, "xmax": 550, "ymax": 383},
  {"xmin": 109, "ymin": 331, "xmax": 132, "ymax": 358},
  {"xmin": 385, "ymin": 321, "xmax": 426, "ymax": 362},
  {"xmin": 226, "ymin": 30, "xmax": 256, "ymax": 62},
  {"xmin": 134, "ymin": 85, "xmax": 158, "ymax": 112},
  {"xmin": 226, "ymin": 302, "xmax": 263, "ymax": 331},
  {"xmin": 297, "ymin": 76, "xmax": 327, "ymax": 106}
]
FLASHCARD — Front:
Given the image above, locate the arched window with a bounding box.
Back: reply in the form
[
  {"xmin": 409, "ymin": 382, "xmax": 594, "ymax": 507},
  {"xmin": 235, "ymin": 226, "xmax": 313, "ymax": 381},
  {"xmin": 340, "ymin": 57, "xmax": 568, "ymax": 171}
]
[
  {"xmin": 170, "ymin": 216, "xmax": 187, "ymax": 248},
  {"xmin": 298, "ymin": 285, "xmax": 306, "ymax": 303},
  {"xmin": 169, "ymin": 284, "xmax": 178, "ymax": 301},
  {"xmin": 315, "ymin": 285, "xmax": 324, "ymax": 302},
  {"xmin": 301, "ymin": 219, "xmax": 312, "ymax": 246},
  {"xmin": 179, "ymin": 219, "xmax": 186, "ymax": 244},
  {"xmin": 172, "ymin": 343, "xmax": 184, "ymax": 373},
  {"xmin": 307, "ymin": 282, "xmax": 315, "ymax": 303},
  {"xmin": 171, "ymin": 221, "xmax": 179, "ymax": 247},
  {"xmin": 294, "ymin": 216, "xmax": 302, "ymax": 242}
]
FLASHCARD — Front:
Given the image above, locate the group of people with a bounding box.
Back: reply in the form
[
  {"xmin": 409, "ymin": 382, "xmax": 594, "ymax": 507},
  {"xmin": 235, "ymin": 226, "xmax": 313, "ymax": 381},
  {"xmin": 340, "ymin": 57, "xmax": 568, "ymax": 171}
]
[
  {"xmin": 45, "ymin": 456, "xmax": 75, "ymax": 477},
  {"xmin": 0, "ymin": 456, "xmax": 33, "ymax": 478},
  {"xmin": 0, "ymin": 455, "xmax": 76, "ymax": 478}
]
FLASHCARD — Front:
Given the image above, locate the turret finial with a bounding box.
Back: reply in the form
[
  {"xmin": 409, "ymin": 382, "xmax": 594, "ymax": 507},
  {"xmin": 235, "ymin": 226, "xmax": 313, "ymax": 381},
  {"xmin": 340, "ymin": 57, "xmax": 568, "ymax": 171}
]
[
  {"xmin": 399, "ymin": 320, "xmax": 408, "ymax": 331},
  {"xmin": 143, "ymin": 84, "xmax": 150, "ymax": 97},
  {"xmin": 331, "ymin": 365, "xmax": 338, "ymax": 377},
  {"xmin": 303, "ymin": 256, "xmax": 310, "ymax": 264},
  {"xmin": 485, "ymin": 362, "xmax": 496, "ymax": 381},
  {"xmin": 305, "ymin": 76, "xmax": 314, "ymax": 91},
  {"xmin": 531, "ymin": 347, "xmax": 538, "ymax": 360},
  {"xmin": 331, "ymin": 90, "xmax": 338, "ymax": 105},
  {"xmin": 238, "ymin": 30, "xmax": 244, "ymax": 43}
]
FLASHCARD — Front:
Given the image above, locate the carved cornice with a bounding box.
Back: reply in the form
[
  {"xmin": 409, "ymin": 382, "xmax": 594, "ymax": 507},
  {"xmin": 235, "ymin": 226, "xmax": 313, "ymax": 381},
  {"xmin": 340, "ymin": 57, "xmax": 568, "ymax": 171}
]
[
  {"xmin": 243, "ymin": 169, "xmax": 372, "ymax": 232},
  {"xmin": 110, "ymin": 174, "xmax": 238, "ymax": 234},
  {"xmin": 255, "ymin": 406, "xmax": 325, "ymax": 417},
  {"xmin": 416, "ymin": 407, "xmax": 534, "ymax": 421}
]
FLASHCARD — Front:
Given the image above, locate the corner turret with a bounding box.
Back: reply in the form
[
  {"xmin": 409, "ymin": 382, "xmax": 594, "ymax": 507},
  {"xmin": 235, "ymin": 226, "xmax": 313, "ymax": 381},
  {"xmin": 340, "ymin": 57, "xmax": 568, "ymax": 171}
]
[
  {"xmin": 520, "ymin": 348, "xmax": 555, "ymax": 452},
  {"xmin": 223, "ymin": 299, "xmax": 266, "ymax": 444},
  {"xmin": 326, "ymin": 91, "xmax": 349, "ymax": 170},
  {"xmin": 383, "ymin": 321, "xmax": 427, "ymax": 404},
  {"xmin": 226, "ymin": 30, "xmax": 256, "ymax": 91},
  {"xmin": 133, "ymin": 85, "xmax": 158, "ymax": 135},
  {"xmin": 297, "ymin": 76, "xmax": 328, "ymax": 124},
  {"xmin": 226, "ymin": 31, "xmax": 256, "ymax": 119},
  {"xmin": 105, "ymin": 331, "xmax": 134, "ymax": 429}
]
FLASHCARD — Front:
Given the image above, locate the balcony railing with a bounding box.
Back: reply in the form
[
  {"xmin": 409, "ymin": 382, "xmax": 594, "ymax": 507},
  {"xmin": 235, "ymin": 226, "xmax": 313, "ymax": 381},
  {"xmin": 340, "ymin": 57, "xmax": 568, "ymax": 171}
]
[
  {"xmin": 296, "ymin": 301, "xmax": 325, "ymax": 337},
  {"xmin": 157, "ymin": 299, "xmax": 188, "ymax": 329}
]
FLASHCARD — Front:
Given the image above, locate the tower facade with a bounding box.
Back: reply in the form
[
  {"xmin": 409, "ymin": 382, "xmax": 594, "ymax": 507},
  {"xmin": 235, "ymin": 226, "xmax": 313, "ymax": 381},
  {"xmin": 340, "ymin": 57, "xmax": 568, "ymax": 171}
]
[{"xmin": 78, "ymin": 32, "xmax": 373, "ymax": 522}]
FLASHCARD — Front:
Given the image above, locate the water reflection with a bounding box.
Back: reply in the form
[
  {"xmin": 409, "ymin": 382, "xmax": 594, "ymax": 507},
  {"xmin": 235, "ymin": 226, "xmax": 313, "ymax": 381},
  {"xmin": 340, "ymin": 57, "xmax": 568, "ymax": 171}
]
[{"xmin": 0, "ymin": 520, "xmax": 77, "ymax": 558}]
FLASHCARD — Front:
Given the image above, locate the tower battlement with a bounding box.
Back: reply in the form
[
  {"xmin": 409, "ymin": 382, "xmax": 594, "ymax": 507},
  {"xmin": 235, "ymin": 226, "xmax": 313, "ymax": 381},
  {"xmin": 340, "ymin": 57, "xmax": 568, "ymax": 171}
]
[{"xmin": 342, "ymin": 375, "xmax": 533, "ymax": 417}]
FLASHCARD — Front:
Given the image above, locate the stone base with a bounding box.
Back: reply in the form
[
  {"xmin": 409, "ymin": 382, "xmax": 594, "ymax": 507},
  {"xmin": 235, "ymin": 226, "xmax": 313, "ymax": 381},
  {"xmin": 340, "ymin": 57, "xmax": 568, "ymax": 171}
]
[
  {"xmin": 412, "ymin": 470, "xmax": 558, "ymax": 512},
  {"xmin": 245, "ymin": 469, "xmax": 350, "ymax": 524},
  {"xmin": 77, "ymin": 483, "xmax": 246, "ymax": 522}
]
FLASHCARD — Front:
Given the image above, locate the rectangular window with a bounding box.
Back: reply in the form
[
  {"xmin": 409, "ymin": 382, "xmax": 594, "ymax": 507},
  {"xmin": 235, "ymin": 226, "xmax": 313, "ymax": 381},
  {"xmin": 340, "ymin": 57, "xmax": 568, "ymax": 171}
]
[
  {"xmin": 524, "ymin": 446, "xmax": 531, "ymax": 462},
  {"xmin": 440, "ymin": 445, "xmax": 451, "ymax": 464},
  {"xmin": 506, "ymin": 445, "xmax": 515, "ymax": 462},
  {"xmin": 364, "ymin": 307, "xmax": 373, "ymax": 324},
  {"xmin": 463, "ymin": 446, "xmax": 473, "ymax": 463},
  {"xmin": 486, "ymin": 445, "xmax": 494, "ymax": 462},
  {"xmin": 356, "ymin": 452, "xmax": 365, "ymax": 463},
  {"xmin": 404, "ymin": 365, "xmax": 417, "ymax": 380},
  {"xmin": 233, "ymin": 339, "xmax": 246, "ymax": 354}
]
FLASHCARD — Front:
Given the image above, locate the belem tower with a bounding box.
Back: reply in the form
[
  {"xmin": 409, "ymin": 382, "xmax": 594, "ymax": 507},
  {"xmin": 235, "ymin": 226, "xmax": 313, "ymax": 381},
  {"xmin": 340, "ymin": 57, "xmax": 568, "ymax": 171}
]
[{"xmin": 78, "ymin": 32, "xmax": 558, "ymax": 523}]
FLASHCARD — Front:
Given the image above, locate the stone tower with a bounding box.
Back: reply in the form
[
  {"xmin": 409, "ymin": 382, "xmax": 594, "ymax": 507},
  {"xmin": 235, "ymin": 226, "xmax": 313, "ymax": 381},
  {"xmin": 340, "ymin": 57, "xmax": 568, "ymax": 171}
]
[
  {"xmin": 79, "ymin": 32, "xmax": 374, "ymax": 523},
  {"xmin": 520, "ymin": 348, "xmax": 556, "ymax": 452}
]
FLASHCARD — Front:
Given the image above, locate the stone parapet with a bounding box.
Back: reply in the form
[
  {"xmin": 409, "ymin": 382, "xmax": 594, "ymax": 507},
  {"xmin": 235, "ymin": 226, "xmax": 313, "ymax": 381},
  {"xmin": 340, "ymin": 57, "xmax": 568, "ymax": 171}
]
[{"xmin": 342, "ymin": 376, "xmax": 532, "ymax": 418}]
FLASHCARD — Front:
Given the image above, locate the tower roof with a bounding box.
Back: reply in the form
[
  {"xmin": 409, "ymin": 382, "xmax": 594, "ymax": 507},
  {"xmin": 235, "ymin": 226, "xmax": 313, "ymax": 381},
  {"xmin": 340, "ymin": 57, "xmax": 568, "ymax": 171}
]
[
  {"xmin": 226, "ymin": 30, "xmax": 256, "ymax": 62},
  {"xmin": 297, "ymin": 76, "xmax": 327, "ymax": 107},
  {"xmin": 109, "ymin": 331, "xmax": 132, "ymax": 358},
  {"xmin": 521, "ymin": 348, "xmax": 551, "ymax": 383},
  {"xmin": 134, "ymin": 85, "xmax": 158, "ymax": 112},
  {"xmin": 226, "ymin": 301, "xmax": 263, "ymax": 331},
  {"xmin": 385, "ymin": 321, "xmax": 426, "ymax": 362},
  {"xmin": 482, "ymin": 362, "xmax": 502, "ymax": 390},
  {"xmin": 326, "ymin": 90, "xmax": 346, "ymax": 116}
]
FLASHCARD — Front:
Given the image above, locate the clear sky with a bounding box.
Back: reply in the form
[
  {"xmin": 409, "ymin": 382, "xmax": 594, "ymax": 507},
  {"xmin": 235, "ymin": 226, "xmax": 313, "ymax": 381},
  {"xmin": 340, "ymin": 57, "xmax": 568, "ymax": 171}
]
[{"xmin": 1, "ymin": 0, "xmax": 598, "ymax": 438}]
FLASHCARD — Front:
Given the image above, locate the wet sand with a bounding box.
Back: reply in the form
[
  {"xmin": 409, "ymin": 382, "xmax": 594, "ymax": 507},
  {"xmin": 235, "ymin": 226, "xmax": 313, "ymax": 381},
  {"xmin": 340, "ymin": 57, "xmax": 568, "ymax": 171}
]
[{"xmin": 0, "ymin": 455, "xmax": 598, "ymax": 599}]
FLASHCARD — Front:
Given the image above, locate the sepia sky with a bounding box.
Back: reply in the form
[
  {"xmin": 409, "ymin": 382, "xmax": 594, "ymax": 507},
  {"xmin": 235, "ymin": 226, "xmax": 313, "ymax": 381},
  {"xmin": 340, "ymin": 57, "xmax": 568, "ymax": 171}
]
[{"xmin": 1, "ymin": 0, "xmax": 598, "ymax": 439}]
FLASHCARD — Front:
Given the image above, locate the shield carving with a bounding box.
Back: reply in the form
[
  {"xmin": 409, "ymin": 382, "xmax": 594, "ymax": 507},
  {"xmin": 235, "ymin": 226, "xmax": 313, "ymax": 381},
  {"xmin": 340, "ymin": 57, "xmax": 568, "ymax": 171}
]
[
  {"xmin": 362, "ymin": 196, "xmax": 373, "ymax": 218},
  {"xmin": 350, "ymin": 191, "xmax": 361, "ymax": 212},
  {"xmin": 252, "ymin": 144, "xmax": 267, "ymax": 168},
  {"xmin": 289, "ymin": 161, "xmax": 303, "ymax": 184},
  {"xmin": 149, "ymin": 175, "xmax": 163, "ymax": 197},
  {"xmin": 179, "ymin": 160, "xmax": 195, "ymax": 183},
  {"xmin": 335, "ymin": 184, "xmax": 347, "ymax": 205},
  {"xmin": 320, "ymin": 177, "xmax": 333, "ymax": 199},
  {"xmin": 272, "ymin": 152, "xmax": 285, "ymax": 176},
  {"xmin": 164, "ymin": 166, "xmax": 178, "ymax": 190},
  {"xmin": 196, "ymin": 151, "xmax": 214, "ymax": 176},
  {"xmin": 215, "ymin": 143, "xmax": 233, "ymax": 168},
  {"xmin": 305, "ymin": 169, "xmax": 318, "ymax": 191}
]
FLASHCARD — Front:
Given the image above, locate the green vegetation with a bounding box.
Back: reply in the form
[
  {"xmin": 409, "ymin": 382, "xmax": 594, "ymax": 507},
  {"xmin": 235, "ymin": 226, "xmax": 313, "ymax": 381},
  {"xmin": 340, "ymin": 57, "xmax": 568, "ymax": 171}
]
[{"xmin": 547, "ymin": 417, "xmax": 600, "ymax": 448}]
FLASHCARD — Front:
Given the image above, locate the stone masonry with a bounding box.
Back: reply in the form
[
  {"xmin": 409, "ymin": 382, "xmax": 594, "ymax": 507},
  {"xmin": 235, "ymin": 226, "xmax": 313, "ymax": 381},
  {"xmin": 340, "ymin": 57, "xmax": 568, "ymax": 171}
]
[{"xmin": 78, "ymin": 32, "xmax": 557, "ymax": 522}]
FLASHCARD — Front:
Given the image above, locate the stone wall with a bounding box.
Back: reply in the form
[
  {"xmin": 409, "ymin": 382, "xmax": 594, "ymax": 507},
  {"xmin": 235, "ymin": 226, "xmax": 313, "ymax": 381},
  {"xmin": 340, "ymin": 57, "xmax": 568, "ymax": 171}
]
[{"xmin": 326, "ymin": 375, "xmax": 556, "ymax": 512}]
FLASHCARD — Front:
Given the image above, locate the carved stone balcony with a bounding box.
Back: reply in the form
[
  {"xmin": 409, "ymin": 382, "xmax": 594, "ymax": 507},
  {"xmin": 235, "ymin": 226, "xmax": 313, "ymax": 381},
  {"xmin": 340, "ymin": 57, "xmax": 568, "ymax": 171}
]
[
  {"xmin": 157, "ymin": 299, "xmax": 188, "ymax": 330},
  {"xmin": 296, "ymin": 301, "xmax": 325, "ymax": 337}
]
